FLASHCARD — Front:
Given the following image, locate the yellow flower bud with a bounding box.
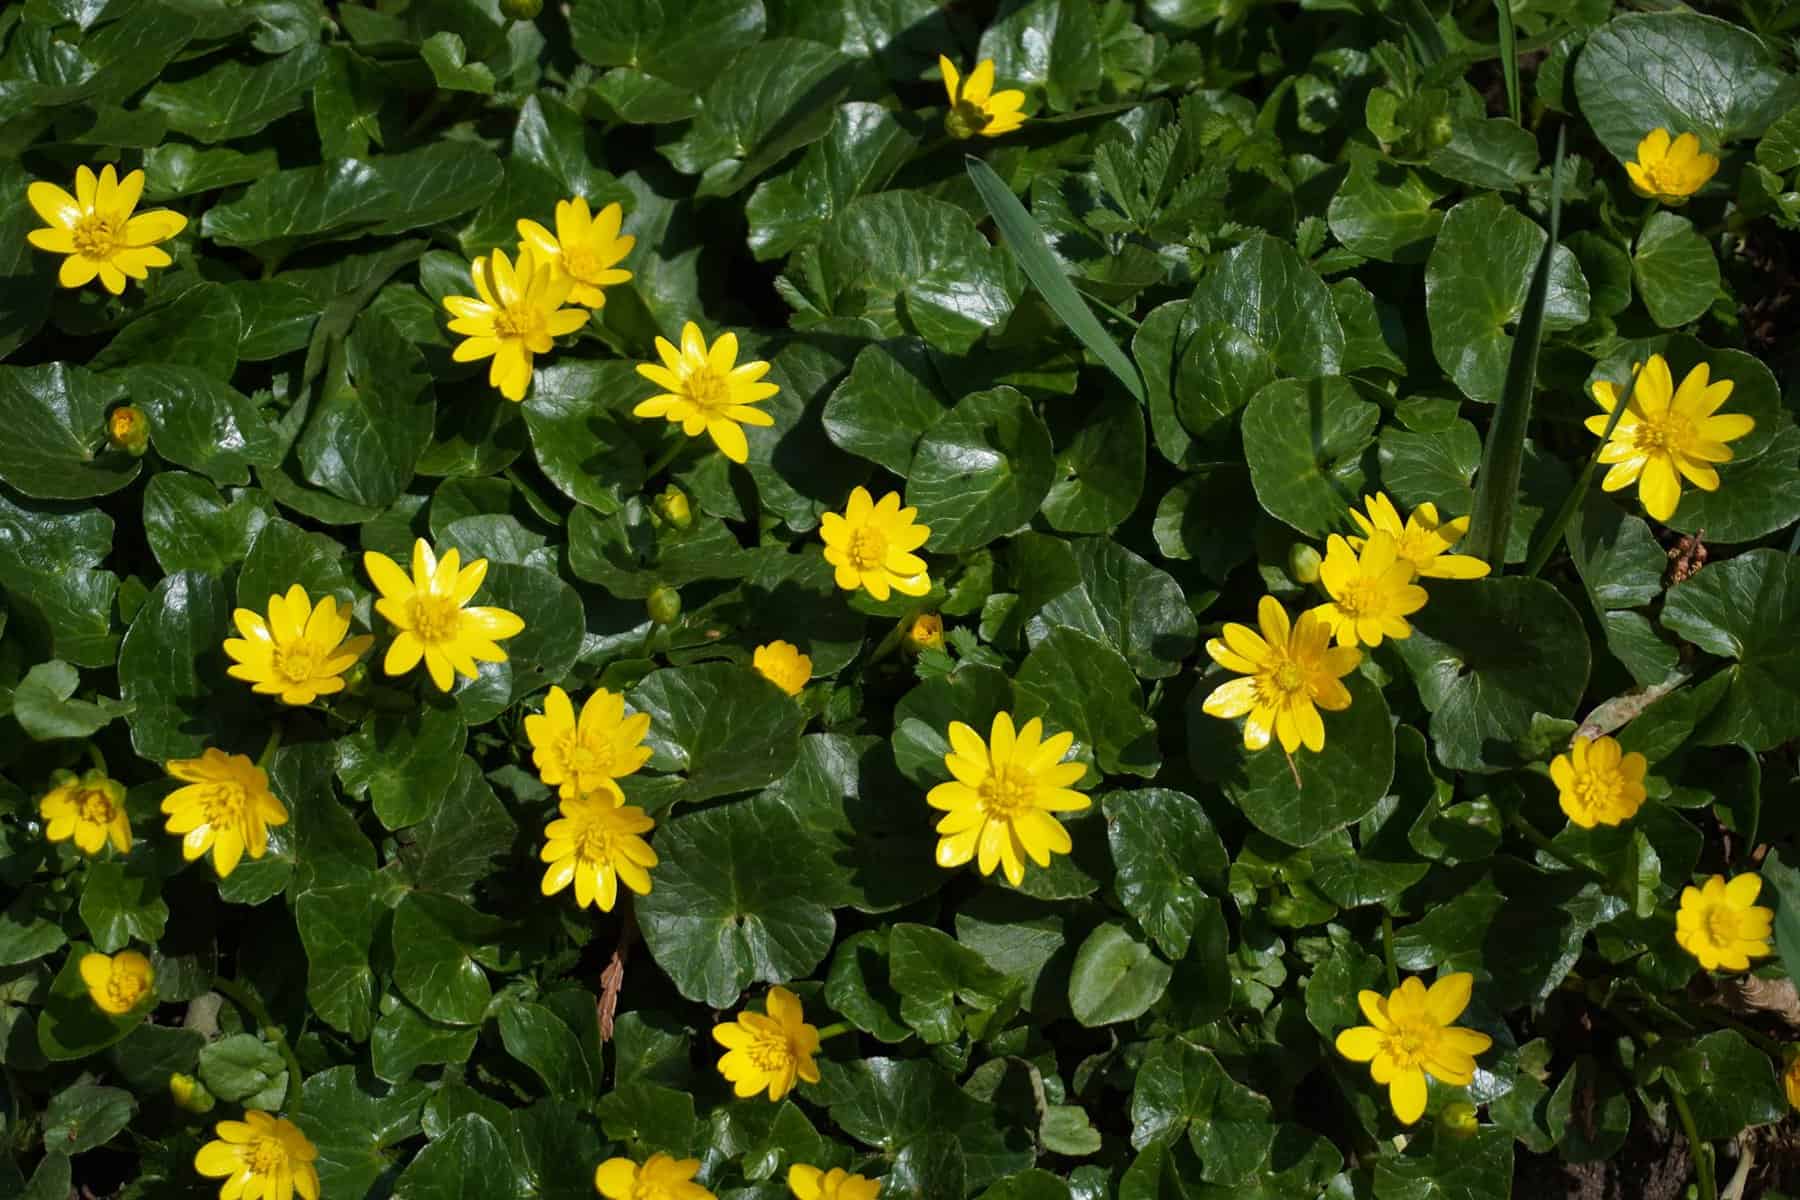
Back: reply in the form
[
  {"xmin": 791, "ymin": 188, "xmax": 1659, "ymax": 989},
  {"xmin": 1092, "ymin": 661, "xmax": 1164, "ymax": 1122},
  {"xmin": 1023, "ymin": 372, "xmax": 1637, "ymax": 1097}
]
[
  {"xmin": 1438, "ymin": 1101, "xmax": 1480, "ymax": 1138},
  {"xmin": 653, "ymin": 485, "xmax": 692, "ymax": 530},
  {"xmin": 107, "ymin": 405, "xmax": 150, "ymax": 455},
  {"xmin": 169, "ymin": 1072, "xmax": 215, "ymax": 1113},
  {"xmin": 646, "ymin": 585, "xmax": 681, "ymax": 626},
  {"xmin": 1287, "ymin": 543, "xmax": 1322, "ymax": 585},
  {"xmin": 904, "ymin": 613, "xmax": 945, "ymax": 653}
]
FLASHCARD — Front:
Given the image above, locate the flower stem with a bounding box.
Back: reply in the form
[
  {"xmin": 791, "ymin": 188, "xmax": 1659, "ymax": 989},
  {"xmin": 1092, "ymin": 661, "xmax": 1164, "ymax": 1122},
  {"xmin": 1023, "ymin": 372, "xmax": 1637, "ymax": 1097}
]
[
  {"xmin": 1504, "ymin": 808, "xmax": 1609, "ymax": 886},
  {"xmin": 814, "ymin": 1021, "xmax": 854, "ymax": 1041},
  {"xmin": 84, "ymin": 743, "xmax": 108, "ymax": 774},
  {"xmin": 1381, "ymin": 912, "xmax": 1399, "ymax": 990},
  {"xmin": 257, "ymin": 724, "xmax": 283, "ymax": 771},
  {"xmin": 643, "ymin": 435, "xmax": 689, "ymax": 483},
  {"xmin": 1670, "ymin": 1083, "xmax": 1717, "ymax": 1200},
  {"xmin": 864, "ymin": 609, "xmax": 923, "ymax": 670},
  {"xmin": 212, "ymin": 975, "xmax": 303, "ymax": 1116}
]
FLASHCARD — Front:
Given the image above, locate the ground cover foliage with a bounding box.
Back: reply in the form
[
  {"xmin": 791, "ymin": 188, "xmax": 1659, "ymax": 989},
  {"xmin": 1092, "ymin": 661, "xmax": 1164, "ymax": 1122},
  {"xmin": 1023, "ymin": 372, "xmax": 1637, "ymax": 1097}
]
[{"xmin": 4, "ymin": 0, "xmax": 1800, "ymax": 1197}]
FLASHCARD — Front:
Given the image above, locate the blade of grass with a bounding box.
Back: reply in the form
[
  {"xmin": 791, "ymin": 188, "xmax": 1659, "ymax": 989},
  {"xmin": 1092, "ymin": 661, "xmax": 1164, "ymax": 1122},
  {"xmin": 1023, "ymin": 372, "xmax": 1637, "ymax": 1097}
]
[
  {"xmin": 1494, "ymin": 0, "xmax": 1521, "ymax": 124},
  {"xmin": 1523, "ymin": 365, "xmax": 1639, "ymax": 577},
  {"xmin": 1465, "ymin": 125, "xmax": 1566, "ymax": 570},
  {"xmin": 965, "ymin": 155, "xmax": 1146, "ymax": 405}
]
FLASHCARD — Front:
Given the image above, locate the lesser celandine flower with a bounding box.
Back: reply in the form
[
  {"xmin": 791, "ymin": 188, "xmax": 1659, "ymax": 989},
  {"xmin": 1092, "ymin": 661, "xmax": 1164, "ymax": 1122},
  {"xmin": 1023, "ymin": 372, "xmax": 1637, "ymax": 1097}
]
[
  {"xmin": 162, "ymin": 749, "xmax": 289, "ymax": 878},
  {"xmin": 1625, "ymin": 128, "xmax": 1719, "ymax": 204},
  {"xmin": 224, "ymin": 584, "xmax": 373, "ymax": 706},
  {"xmin": 1202, "ymin": 596, "xmax": 1361, "ymax": 754},
  {"xmin": 928, "ymin": 711, "xmax": 1090, "ymax": 887},
  {"xmin": 632, "ymin": 322, "xmax": 778, "ymax": 464},
  {"xmin": 1676, "ymin": 873, "xmax": 1774, "ymax": 972},
  {"xmin": 1312, "ymin": 532, "xmax": 1427, "ymax": 648},
  {"xmin": 752, "ymin": 641, "xmax": 811, "ymax": 697},
  {"xmin": 27, "ymin": 164, "xmax": 186, "ymax": 294},
  {"xmin": 789, "ymin": 1165, "xmax": 881, "ymax": 1200},
  {"xmin": 517, "ymin": 197, "xmax": 634, "ymax": 308},
  {"xmin": 712, "ymin": 985, "xmax": 821, "ymax": 1101},
  {"xmin": 363, "ymin": 539, "xmax": 525, "ymax": 692},
  {"xmin": 108, "ymin": 404, "xmax": 150, "ymax": 455},
  {"xmin": 905, "ymin": 612, "xmax": 945, "ymax": 653},
  {"xmin": 443, "ymin": 245, "xmax": 589, "ymax": 401},
  {"xmin": 523, "ymin": 685, "xmax": 652, "ymax": 801},
  {"xmin": 595, "ymin": 1154, "xmax": 714, "ymax": 1200},
  {"xmin": 1347, "ymin": 493, "xmax": 1489, "ymax": 580},
  {"xmin": 539, "ymin": 793, "xmax": 658, "ymax": 911},
  {"xmin": 194, "ymin": 1111, "xmax": 320, "ymax": 1200},
  {"xmin": 1550, "ymin": 735, "xmax": 1647, "ymax": 829},
  {"xmin": 39, "ymin": 768, "xmax": 131, "ymax": 855},
  {"xmin": 820, "ymin": 487, "xmax": 931, "ymax": 601},
  {"xmin": 1334, "ymin": 973, "xmax": 1493, "ymax": 1125},
  {"xmin": 80, "ymin": 950, "xmax": 154, "ymax": 1015},
  {"xmin": 1587, "ymin": 355, "xmax": 1754, "ymax": 523},
  {"xmin": 939, "ymin": 56, "xmax": 1027, "ymax": 140}
]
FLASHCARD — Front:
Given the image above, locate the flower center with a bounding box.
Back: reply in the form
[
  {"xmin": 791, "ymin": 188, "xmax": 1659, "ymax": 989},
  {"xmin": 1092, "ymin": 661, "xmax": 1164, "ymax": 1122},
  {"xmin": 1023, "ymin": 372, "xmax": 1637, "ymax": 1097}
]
[
  {"xmin": 272, "ymin": 641, "xmax": 325, "ymax": 683},
  {"xmin": 847, "ymin": 527, "xmax": 887, "ymax": 571},
  {"xmin": 407, "ymin": 594, "xmax": 463, "ymax": 645},
  {"xmin": 683, "ymin": 368, "xmax": 731, "ymax": 415},
  {"xmin": 562, "ymin": 734, "xmax": 618, "ymax": 781},
  {"xmin": 1271, "ymin": 662, "xmax": 1307, "ymax": 695},
  {"xmin": 1331, "ymin": 579, "xmax": 1382, "ymax": 619},
  {"xmin": 200, "ymin": 783, "xmax": 247, "ymax": 828},
  {"xmin": 741, "ymin": 1028, "xmax": 797, "ymax": 1073},
  {"xmin": 979, "ymin": 764, "xmax": 1036, "ymax": 820},
  {"xmin": 1382, "ymin": 1022, "xmax": 1437, "ymax": 1071},
  {"xmin": 573, "ymin": 823, "xmax": 619, "ymax": 866},
  {"xmin": 1705, "ymin": 905, "xmax": 1742, "ymax": 947},
  {"xmin": 562, "ymin": 245, "xmax": 602, "ymax": 281},
  {"xmin": 248, "ymin": 1137, "xmax": 286, "ymax": 1175},
  {"xmin": 79, "ymin": 789, "xmax": 117, "ymax": 825},
  {"xmin": 72, "ymin": 214, "xmax": 121, "ymax": 260},
  {"xmin": 1630, "ymin": 410, "xmax": 1696, "ymax": 457},
  {"xmin": 107, "ymin": 970, "xmax": 147, "ymax": 1010},
  {"xmin": 1572, "ymin": 769, "xmax": 1627, "ymax": 817},
  {"xmin": 948, "ymin": 99, "xmax": 992, "ymax": 138},
  {"xmin": 493, "ymin": 303, "xmax": 548, "ymax": 342}
]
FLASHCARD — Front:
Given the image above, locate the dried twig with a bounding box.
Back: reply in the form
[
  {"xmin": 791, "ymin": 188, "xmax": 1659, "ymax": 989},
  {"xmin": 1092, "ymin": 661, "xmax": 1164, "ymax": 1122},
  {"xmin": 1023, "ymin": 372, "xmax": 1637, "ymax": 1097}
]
[{"xmin": 597, "ymin": 902, "xmax": 639, "ymax": 1043}]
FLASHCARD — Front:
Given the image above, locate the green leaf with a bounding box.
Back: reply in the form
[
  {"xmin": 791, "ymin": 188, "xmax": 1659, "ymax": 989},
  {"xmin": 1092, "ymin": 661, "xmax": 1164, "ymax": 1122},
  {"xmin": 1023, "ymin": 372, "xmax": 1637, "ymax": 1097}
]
[
  {"xmin": 635, "ymin": 796, "xmax": 836, "ymax": 1007},
  {"xmin": 628, "ymin": 663, "xmax": 803, "ymax": 808},
  {"xmin": 1014, "ymin": 627, "xmax": 1159, "ymax": 778},
  {"xmin": 397, "ymin": 757, "xmax": 515, "ymax": 898},
  {"xmin": 1105, "ymin": 789, "xmax": 1229, "ymax": 958},
  {"xmin": 93, "ymin": 282, "xmax": 243, "ymax": 379},
  {"xmin": 747, "ymin": 102, "xmax": 917, "ymax": 261},
  {"xmin": 1068, "ymin": 922, "xmax": 1172, "ymax": 1027},
  {"xmin": 822, "ymin": 339, "xmax": 947, "ymax": 475},
  {"xmin": 1326, "ymin": 156, "xmax": 1445, "ymax": 263},
  {"xmin": 1665, "ymin": 425, "xmax": 1800, "ymax": 544},
  {"xmin": 37, "ymin": 942, "xmax": 145, "ymax": 1061},
  {"xmin": 1424, "ymin": 193, "xmax": 1588, "ymax": 405},
  {"xmin": 889, "ymin": 923, "xmax": 1014, "ymax": 1043},
  {"xmin": 569, "ymin": 500, "xmax": 755, "ymax": 599},
  {"xmin": 43, "ymin": 1082, "xmax": 135, "ymax": 1153},
  {"xmin": 393, "ymin": 1113, "xmax": 515, "ymax": 1200},
  {"xmin": 976, "ymin": 0, "xmax": 1100, "ymax": 113},
  {"xmin": 1332, "ymin": 278, "xmax": 1408, "ymax": 376},
  {"xmin": 892, "ymin": 663, "xmax": 1016, "ymax": 786},
  {"xmin": 0, "ymin": 364, "xmax": 137, "ymax": 499},
  {"xmin": 1394, "ymin": 578, "xmax": 1590, "ymax": 772},
  {"xmin": 1130, "ymin": 1039, "xmax": 1275, "ymax": 1186},
  {"xmin": 392, "ymin": 892, "xmax": 496, "ymax": 1026},
  {"xmin": 142, "ymin": 473, "xmax": 274, "ymax": 574},
  {"xmin": 297, "ymin": 311, "xmax": 435, "ymax": 509},
  {"xmin": 1031, "ymin": 538, "xmax": 1197, "ymax": 679},
  {"xmin": 1191, "ymin": 670, "xmax": 1395, "ymax": 846},
  {"xmin": 1042, "ymin": 388, "xmax": 1146, "ymax": 533},
  {"xmin": 1371, "ymin": 1127, "xmax": 1513, "ymax": 1200},
  {"xmin": 13, "ymin": 659, "xmax": 130, "ymax": 740},
  {"xmin": 1661, "ymin": 549, "xmax": 1800, "ymax": 751},
  {"xmin": 199, "ymin": 1032, "xmax": 287, "ymax": 1107},
  {"xmin": 497, "ymin": 1000, "xmax": 595, "ymax": 1100},
  {"xmin": 966, "ymin": 156, "xmax": 1144, "ymax": 404},
  {"xmin": 1632, "ymin": 212, "xmax": 1720, "ymax": 329},
  {"xmin": 1428, "ymin": 117, "xmax": 1537, "ymax": 191},
  {"xmin": 78, "ymin": 862, "xmax": 168, "ymax": 953},
  {"xmin": 1241, "ymin": 376, "xmax": 1380, "ymax": 537},
  {"xmin": 118, "ymin": 570, "xmax": 245, "ymax": 762},
  {"xmin": 143, "ymin": 143, "xmax": 279, "ymax": 201},
  {"xmin": 1665, "ymin": 1029, "xmax": 1786, "ymax": 1139},
  {"xmin": 142, "ymin": 43, "xmax": 325, "ymax": 142},
  {"xmin": 664, "ymin": 40, "xmax": 851, "ymax": 197},
  {"xmin": 129, "ymin": 366, "xmax": 283, "ymax": 487},
  {"xmin": 521, "ymin": 361, "xmax": 645, "ymax": 514},
  {"xmin": 295, "ymin": 879, "xmax": 379, "ymax": 1042},
  {"xmin": 372, "ymin": 1002, "xmax": 480, "ymax": 1085},
  {"xmin": 421, "ymin": 32, "xmax": 494, "ymax": 94},
  {"xmin": 568, "ymin": 0, "xmax": 766, "ymax": 91},
  {"xmin": 337, "ymin": 702, "xmax": 468, "ymax": 830},
  {"xmin": 906, "ymin": 387, "xmax": 1055, "ymax": 555},
  {"xmin": 1573, "ymin": 12, "xmax": 1800, "ymax": 164},
  {"xmin": 293, "ymin": 1068, "xmax": 429, "ymax": 1200},
  {"xmin": 815, "ymin": 1057, "xmax": 1034, "ymax": 1188}
]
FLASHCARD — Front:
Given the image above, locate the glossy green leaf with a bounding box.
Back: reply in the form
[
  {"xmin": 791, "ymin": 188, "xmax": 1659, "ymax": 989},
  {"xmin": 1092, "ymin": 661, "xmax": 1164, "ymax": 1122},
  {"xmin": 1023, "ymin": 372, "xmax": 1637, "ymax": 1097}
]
[{"xmin": 906, "ymin": 387, "xmax": 1055, "ymax": 555}]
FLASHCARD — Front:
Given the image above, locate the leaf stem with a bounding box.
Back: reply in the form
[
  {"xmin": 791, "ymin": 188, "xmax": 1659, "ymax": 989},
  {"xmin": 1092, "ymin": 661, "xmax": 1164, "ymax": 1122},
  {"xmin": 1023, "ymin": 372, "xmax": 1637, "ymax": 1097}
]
[
  {"xmin": 1381, "ymin": 912, "xmax": 1399, "ymax": 990},
  {"xmin": 1504, "ymin": 808, "xmax": 1608, "ymax": 886},
  {"xmin": 257, "ymin": 725, "xmax": 283, "ymax": 770},
  {"xmin": 643, "ymin": 435, "xmax": 690, "ymax": 483},
  {"xmin": 1670, "ymin": 1083, "xmax": 1717, "ymax": 1200},
  {"xmin": 212, "ymin": 975, "xmax": 303, "ymax": 1116}
]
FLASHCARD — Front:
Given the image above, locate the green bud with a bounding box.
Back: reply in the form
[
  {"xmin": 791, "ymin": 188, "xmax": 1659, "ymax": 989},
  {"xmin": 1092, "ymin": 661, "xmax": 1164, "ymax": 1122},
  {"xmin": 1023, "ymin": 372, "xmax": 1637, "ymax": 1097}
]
[
  {"xmin": 107, "ymin": 405, "xmax": 150, "ymax": 456},
  {"xmin": 653, "ymin": 485, "xmax": 693, "ymax": 530},
  {"xmin": 499, "ymin": 0, "xmax": 542, "ymax": 19},
  {"xmin": 646, "ymin": 585, "xmax": 681, "ymax": 626},
  {"xmin": 169, "ymin": 1073, "xmax": 215, "ymax": 1113},
  {"xmin": 1288, "ymin": 543, "xmax": 1322, "ymax": 585},
  {"xmin": 1438, "ymin": 1101, "xmax": 1479, "ymax": 1138},
  {"xmin": 1426, "ymin": 111, "xmax": 1456, "ymax": 151}
]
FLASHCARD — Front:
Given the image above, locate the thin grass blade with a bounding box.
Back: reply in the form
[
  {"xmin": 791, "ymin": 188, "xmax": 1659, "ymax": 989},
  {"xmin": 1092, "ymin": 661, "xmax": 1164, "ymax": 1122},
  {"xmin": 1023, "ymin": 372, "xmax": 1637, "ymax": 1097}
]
[
  {"xmin": 1494, "ymin": 0, "xmax": 1521, "ymax": 124},
  {"xmin": 965, "ymin": 155, "xmax": 1146, "ymax": 405},
  {"xmin": 1524, "ymin": 366, "xmax": 1638, "ymax": 577},
  {"xmin": 1466, "ymin": 125, "xmax": 1566, "ymax": 570}
]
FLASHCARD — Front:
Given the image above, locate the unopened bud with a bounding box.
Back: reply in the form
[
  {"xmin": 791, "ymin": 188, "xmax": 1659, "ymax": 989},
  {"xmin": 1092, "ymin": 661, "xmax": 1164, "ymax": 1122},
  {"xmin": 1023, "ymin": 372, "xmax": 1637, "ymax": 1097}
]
[
  {"xmin": 652, "ymin": 485, "xmax": 692, "ymax": 530},
  {"xmin": 1438, "ymin": 1101, "xmax": 1479, "ymax": 1138},
  {"xmin": 646, "ymin": 585, "xmax": 681, "ymax": 626},
  {"xmin": 499, "ymin": 0, "xmax": 541, "ymax": 19},
  {"xmin": 169, "ymin": 1073, "xmax": 215, "ymax": 1113},
  {"xmin": 1288, "ymin": 543, "xmax": 1322, "ymax": 585},
  {"xmin": 944, "ymin": 103, "xmax": 985, "ymax": 141},
  {"xmin": 905, "ymin": 613, "xmax": 945, "ymax": 653},
  {"xmin": 107, "ymin": 405, "xmax": 150, "ymax": 456}
]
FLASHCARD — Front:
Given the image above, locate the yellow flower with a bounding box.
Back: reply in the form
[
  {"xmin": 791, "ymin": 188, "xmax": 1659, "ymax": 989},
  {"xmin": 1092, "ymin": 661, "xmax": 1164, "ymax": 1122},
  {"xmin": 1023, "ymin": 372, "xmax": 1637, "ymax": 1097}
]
[
  {"xmin": 161, "ymin": 749, "xmax": 289, "ymax": 878},
  {"xmin": 27, "ymin": 164, "xmax": 186, "ymax": 294},
  {"xmin": 1311, "ymin": 532, "xmax": 1428, "ymax": 648},
  {"xmin": 517, "ymin": 197, "xmax": 634, "ymax": 309},
  {"xmin": 753, "ymin": 641, "xmax": 811, "ymax": 696},
  {"xmin": 363, "ymin": 539, "xmax": 525, "ymax": 692},
  {"xmin": 39, "ymin": 768, "xmax": 131, "ymax": 855},
  {"xmin": 595, "ymin": 1155, "xmax": 714, "ymax": 1200},
  {"xmin": 632, "ymin": 322, "xmax": 778, "ymax": 464},
  {"xmin": 905, "ymin": 613, "xmax": 946, "ymax": 653},
  {"xmin": 1202, "ymin": 595, "xmax": 1361, "ymax": 754},
  {"xmin": 539, "ymin": 792, "xmax": 658, "ymax": 911},
  {"xmin": 443, "ymin": 245, "xmax": 590, "ymax": 402},
  {"xmin": 1587, "ymin": 355, "xmax": 1755, "ymax": 523},
  {"xmin": 522, "ymin": 685, "xmax": 653, "ymax": 801},
  {"xmin": 1785, "ymin": 1052, "xmax": 1800, "ymax": 1111},
  {"xmin": 108, "ymin": 404, "xmax": 150, "ymax": 455},
  {"xmin": 1676, "ymin": 873, "xmax": 1775, "ymax": 972},
  {"xmin": 819, "ymin": 486, "xmax": 931, "ymax": 602},
  {"xmin": 1347, "ymin": 493, "xmax": 1490, "ymax": 581},
  {"xmin": 1549, "ymin": 735, "xmax": 1647, "ymax": 829},
  {"xmin": 1625, "ymin": 128, "xmax": 1719, "ymax": 204},
  {"xmin": 788, "ymin": 1165, "xmax": 881, "ymax": 1200},
  {"xmin": 194, "ymin": 1111, "xmax": 320, "ymax": 1200},
  {"xmin": 712, "ymin": 985, "xmax": 822, "ymax": 1101},
  {"xmin": 939, "ymin": 56, "xmax": 1027, "ymax": 140},
  {"xmin": 1334, "ymin": 973, "xmax": 1494, "ymax": 1125},
  {"xmin": 80, "ymin": 950, "xmax": 154, "ymax": 1015},
  {"xmin": 927, "ymin": 711, "xmax": 1091, "ymax": 887},
  {"xmin": 223, "ymin": 584, "xmax": 373, "ymax": 706}
]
